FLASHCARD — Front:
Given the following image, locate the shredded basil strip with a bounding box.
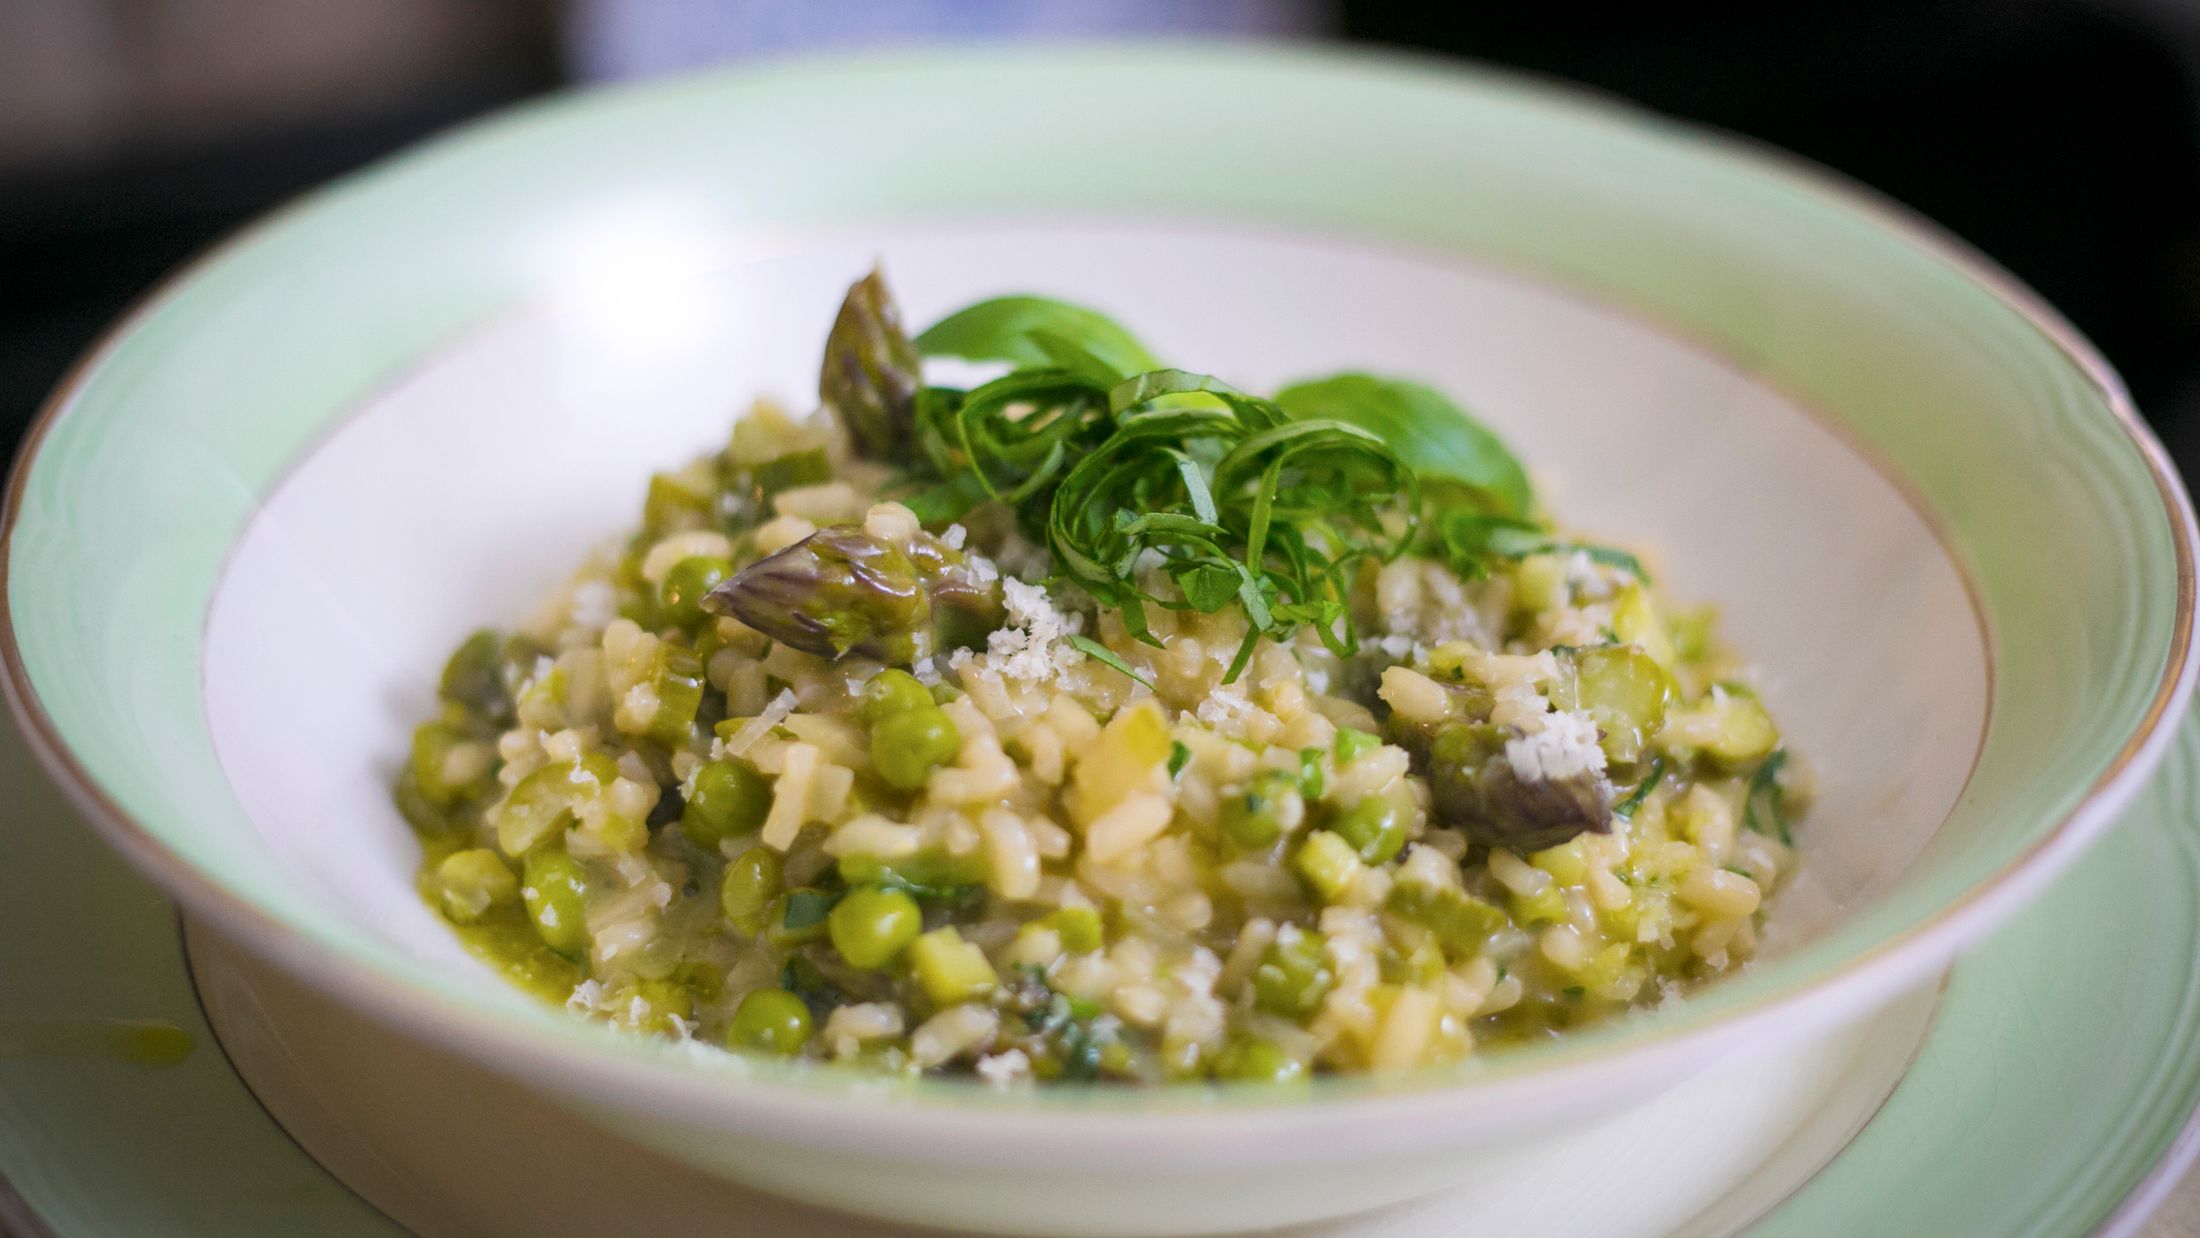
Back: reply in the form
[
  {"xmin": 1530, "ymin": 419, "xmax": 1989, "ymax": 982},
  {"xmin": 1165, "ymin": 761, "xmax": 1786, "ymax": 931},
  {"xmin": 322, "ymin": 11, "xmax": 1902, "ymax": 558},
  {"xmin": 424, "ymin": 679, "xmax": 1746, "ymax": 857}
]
[
  {"xmin": 1614, "ymin": 757, "xmax": 1666, "ymax": 820},
  {"xmin": 1068, "ymin": 634, "xmax": 1155, "ymax": 689},
  {"xmin": 1744, "ymin": 749, "xmax": 1793, "ymax": 846}
]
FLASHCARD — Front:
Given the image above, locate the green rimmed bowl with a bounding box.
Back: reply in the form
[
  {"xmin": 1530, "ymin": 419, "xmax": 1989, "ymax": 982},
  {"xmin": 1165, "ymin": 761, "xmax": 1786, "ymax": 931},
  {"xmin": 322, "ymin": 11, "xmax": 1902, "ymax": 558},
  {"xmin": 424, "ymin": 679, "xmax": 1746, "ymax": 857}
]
[{"xmin": 3, "ymin": 45, "xmax": 2192, "ymax": 1236}]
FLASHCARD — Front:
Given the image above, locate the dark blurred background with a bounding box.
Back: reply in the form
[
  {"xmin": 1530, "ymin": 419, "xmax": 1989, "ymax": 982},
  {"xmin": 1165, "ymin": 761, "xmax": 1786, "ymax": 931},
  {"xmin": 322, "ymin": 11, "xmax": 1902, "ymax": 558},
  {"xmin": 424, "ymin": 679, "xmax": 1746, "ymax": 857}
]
[{"xmin": 8, "ymin": 0, "xmax": 2200, "ymax": 470}]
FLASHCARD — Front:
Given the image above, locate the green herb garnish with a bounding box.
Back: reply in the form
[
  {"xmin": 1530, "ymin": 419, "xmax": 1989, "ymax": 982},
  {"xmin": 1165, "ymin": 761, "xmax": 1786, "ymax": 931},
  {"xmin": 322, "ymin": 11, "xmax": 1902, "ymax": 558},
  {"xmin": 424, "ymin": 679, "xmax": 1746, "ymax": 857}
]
[
  {"xmin": 1168, "ymin": 741, "xmax": 1192, "ymax": 780},
  {"xmin": 1068, "ymin": 634, "xmax": 1154, "ymax": 688},
  {"xmin": 1744, "ymin": 749, "xmax": 1793, "ymax": 846},
  {"xmin": 1613, "ymin": 757, "xmax": 1665, "ymax": 820},
  {"xmin": 829, "ymin": 272, "xmax": 1566, "ymax": 682}
]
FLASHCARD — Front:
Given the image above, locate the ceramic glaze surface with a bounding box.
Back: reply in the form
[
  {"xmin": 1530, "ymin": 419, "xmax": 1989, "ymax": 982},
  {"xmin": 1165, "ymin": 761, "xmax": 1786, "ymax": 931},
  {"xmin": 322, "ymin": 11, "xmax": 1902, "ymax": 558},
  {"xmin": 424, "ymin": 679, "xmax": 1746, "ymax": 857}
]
[{"xmin": 3, "ymin": 45, "xmax": 2192, "ymax": 1237}]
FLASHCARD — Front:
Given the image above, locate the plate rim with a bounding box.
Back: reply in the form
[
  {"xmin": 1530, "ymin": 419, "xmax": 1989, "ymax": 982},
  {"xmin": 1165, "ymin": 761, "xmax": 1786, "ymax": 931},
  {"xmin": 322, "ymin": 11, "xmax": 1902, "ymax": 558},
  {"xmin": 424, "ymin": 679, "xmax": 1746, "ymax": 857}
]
[{"xmin": 0, "ymin": 40, "xmax": 2194, "ymax": 1128}]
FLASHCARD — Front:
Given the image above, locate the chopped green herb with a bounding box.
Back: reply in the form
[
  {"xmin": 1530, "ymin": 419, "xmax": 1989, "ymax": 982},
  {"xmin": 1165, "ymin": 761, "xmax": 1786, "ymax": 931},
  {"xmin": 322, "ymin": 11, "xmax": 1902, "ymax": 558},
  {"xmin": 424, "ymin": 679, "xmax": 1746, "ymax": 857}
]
[
  {"xmin": 780, "ymin": 888, "xmax": 841, "ymax": 932},
  {"xmin": 1744, "ymin": 749, "xmax": 1793, "ymax": 846},
  {"xmin": 1167, "ymin": 741, "xmax": 1192, "ymax": 780},
  {"xmin": 1069, "ymin": 633, "xmax": 1154, "ymax": 688},
  {"xmin": 1613, "ymin": 757, "xmax": 1666, "ymax": 821}
]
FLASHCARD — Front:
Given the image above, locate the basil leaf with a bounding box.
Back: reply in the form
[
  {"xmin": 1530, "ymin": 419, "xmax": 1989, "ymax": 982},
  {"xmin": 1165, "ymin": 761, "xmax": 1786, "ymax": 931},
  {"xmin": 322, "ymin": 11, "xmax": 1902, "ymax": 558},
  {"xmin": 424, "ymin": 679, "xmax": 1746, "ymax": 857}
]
[
  {"xmin": 1175, "ymin": 563, "xmax": 1240, "ymax": 612},
  {"xmin": 1274, "ymin": 373, "xmax": 1533, "ymax": 518},
  {"xmin": 916, "ymin": 296, "xmax": 1162, "ymax": 384}
]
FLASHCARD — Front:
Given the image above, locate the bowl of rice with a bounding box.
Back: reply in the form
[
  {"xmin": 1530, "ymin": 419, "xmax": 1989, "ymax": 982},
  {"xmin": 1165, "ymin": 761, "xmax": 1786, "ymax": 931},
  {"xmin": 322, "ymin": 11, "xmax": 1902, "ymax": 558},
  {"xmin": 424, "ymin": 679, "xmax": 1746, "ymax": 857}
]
[{"xmin": 5, "ymin": 46, "xmax": 2192, "ymax": 1236}]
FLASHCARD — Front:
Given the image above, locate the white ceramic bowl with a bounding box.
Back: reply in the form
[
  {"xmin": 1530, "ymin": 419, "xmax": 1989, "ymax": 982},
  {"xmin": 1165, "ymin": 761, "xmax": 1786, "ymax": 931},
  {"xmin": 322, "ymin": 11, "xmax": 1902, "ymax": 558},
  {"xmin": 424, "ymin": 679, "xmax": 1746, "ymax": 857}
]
[{"xmin": 4, "ymin": 47, "xmax": 2193, "ymax": 1236}]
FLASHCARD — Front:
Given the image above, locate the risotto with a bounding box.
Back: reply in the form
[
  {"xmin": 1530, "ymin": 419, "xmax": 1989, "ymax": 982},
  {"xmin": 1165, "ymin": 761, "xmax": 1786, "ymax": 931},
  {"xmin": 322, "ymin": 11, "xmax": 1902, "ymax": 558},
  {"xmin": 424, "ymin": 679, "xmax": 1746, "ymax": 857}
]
[{"xmin": 396, "ymin": 271, "xmax": 1803, "ymax": 1085}]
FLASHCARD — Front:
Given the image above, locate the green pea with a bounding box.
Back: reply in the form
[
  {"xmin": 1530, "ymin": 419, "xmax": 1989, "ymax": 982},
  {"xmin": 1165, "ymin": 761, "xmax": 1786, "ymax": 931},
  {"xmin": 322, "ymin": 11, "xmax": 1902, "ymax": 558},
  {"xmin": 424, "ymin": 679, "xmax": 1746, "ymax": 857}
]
[
  {"xmin": 683, "ymin": 759, "xmax": 770, "ymax": 848},
  {"xmin": 859, "ymin": 668, "xmax": 935, "ymax": 724},
  {"xmin": 1334, "ymin": 728, "xmax": 1383, "ymax": 764},
  {"xmin": 434, "ymin": 848, "xmax": 518, "ymax": 924},
  {"xmin": 659, "ymin": 555, "xmax": 734, "ymax": 631},
  {"xmin": 827, "ymin": 886, "xmax": 923, "ymax": 970},
  {"xmin": 408, "ymin": 721, "xmax": 487, "ymax": 809},
  {"xmin": 720, "ymin": 847, "xmax": 782, "ymax": 935},
  {"xmin": 1252, "ymin": 931, "xmax": 1335, "ymax": 1021},
  {"xmin": 1328, "ymin": 796, "xmax": 1406, "ymax": 865},
  {"xmin": 1222, "ymin": 769, "xmax": 1304, "ymax": 850},
  {"xmin": 1214, "ymin": 1036, "xmax": 1307, "ymax": 1084},
  {"xmin": 438, "ymin": 629, "xmax": 513, "ymax": 721},
  {"xmin": 726, "ymin": 988, "xmax": 812, "ymax": 1056},
  {"xmin": 871, "ymin": 706, "xmax": 960, "ymax": 790},
  {"xmin": 521, "ymin": 850, "xmax": 591, "ymax": 959}
]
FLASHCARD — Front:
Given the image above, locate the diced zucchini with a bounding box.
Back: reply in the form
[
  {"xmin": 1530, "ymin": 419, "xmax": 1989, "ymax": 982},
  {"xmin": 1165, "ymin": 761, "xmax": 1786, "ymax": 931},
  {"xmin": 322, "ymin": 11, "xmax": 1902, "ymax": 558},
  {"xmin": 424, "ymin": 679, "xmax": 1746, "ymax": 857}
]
[
  {"xmin": 1292, "ymin": 831, "xmax": 1363, "ymax": 902},
  {"xmin": 907, "ymin": 927, "xmax": 998, "ymax": 1005}
]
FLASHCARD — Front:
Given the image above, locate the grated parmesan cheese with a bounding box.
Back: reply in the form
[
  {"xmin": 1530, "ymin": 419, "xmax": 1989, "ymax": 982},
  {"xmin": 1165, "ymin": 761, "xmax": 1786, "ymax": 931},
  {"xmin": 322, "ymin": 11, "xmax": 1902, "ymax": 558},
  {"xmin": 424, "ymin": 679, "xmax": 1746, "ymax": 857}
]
[
  {"xmin": 975, "ymin": 1048, "xmax": 1032, "ymax": 1088},
  {"xmin": 953, "ymin": 576, "xmax": 1084, "ymax": 686},
  {"xmin": 1503, "ymin": 709, "xmax": 1608, "ymax": 783},
  {"xmin": 716, "ymin": 687, "xmax": 798, "ymax": 758}
]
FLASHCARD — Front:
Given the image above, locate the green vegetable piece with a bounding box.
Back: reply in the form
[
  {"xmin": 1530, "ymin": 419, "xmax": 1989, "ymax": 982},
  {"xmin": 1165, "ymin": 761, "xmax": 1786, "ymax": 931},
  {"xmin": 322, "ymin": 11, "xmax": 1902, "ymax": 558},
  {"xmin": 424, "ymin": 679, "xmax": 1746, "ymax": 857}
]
[
  {"xmin": 642, "ymin": 472, "xmax": 712, "ymax": 535},
  {"xmin": 659, "ymin": 555, "xmax": 734, "ymax": 632},
  {"xmin": 1386, "ymin": 882, "xmax": 1507, "ymax": 955},
  {"xmin": 720, "ymin": 846, "xmax": 783, "ymax": 935},
  {"xmin": 491, "ymin": 752, "xmax": 619, "ymax": 856},
  {"xmin": 1168, "ymin": 741, "xmax": 1192, "ymax": 780},
  {"xmin": 859, "ymin": 668, "xmax": 935, "ymax": 723},
  {"xmin": 907, "ymin": 927, "xmax": 997, "ymax": 1005},
  {"xmin": 1222, "ymin": 768, "xmax": 1304, "ymax": 850},
  {"xmin": 1252, "ymin": 932, "xmax": 1336, "ymax": 1021},
  {"xmin": 408, "ymin": 720, "xmax": 488, "ymax": 810},
  {"xmin": 835, "ymin": 850, "xmax": 989, "ymax": 899},
  {"xmin": 1695, "ymin": 692, "xmax": 1780, "ymax": 769},
  {"xmin": 766, "ymin": 887, "xmax": 839, "ymax": 948},
  {"xmin": 1611, "ymin": 584, "xmax": 1676, "ymax": 669},
  {"xmin": 682, "ymin": 759, "xmax": 771, "ymax": 849},
  {"xmin": 641, "ymin": 642, "xmax": 707, "ymax": 746},
  {"xmin": 750, "ymin": 447, "xmax": 832, "ymax": 498},
  {"xmin": 1327, "ymin": 797, "xmax": 1406, "ymax": 865},
  {"xmin": 1426, "ymin": 722, "xmax": 1613, "ymax": 853},
  {"xmin": 1510, "ymin": 883, "xmax": 1568, "ymax": 927},
  {"xmin": 704, "ymin": 526, "xmax": 928, "ymax": 664},
  {"xmin": 623, "ymin": 979, "xmax": 695, "ymax": 1034},
  {"xmin": 434, "ymin": 848, "xmax": 518, "ymax": 925},
  {"xmin": 1297, "ymin": 748, "xmax": 1326, "ymax": 800},
  {"xmin": 871, "ymin": 705, "xmax": 960, "ymax": 790},
  {"xmin": 439, "ymin": 630, "xmax": 513, "ymax": 722},
  {"xmin": 820, "ymin": 268, "xmax": 922, "ymax": 460},
  {"xmin": 1561, "ymin": 645, "xmax": 1673, "ymax": 765},
  {"xmin": 393, "ymin": 767, "xmax": 455, "ymax": 836},
  {"xmin": 1274, "ymin": 373, "xmax": 1533, "ymax": 518},
  {"xmin": 1334, "ymin": 728, "xmax": 1383, "ymax": 764},
  {"xmin": 1292, "ymin": 831, "xmax": 1363, "ymax": 901},
  {"xmin": 1214, "ymin": 1036, "xmax": 1308, "ymax": 1084},
  {"xmin": 521, "ymin": 849, "xmax": 591, "ymax": 959},
  {"xmin": 828, "ymin": 886, "xmax": 924, "ymax": 970},
  {"xmin": 915, "ymin": 294, "xmax": 1161, "ymax": 385},
  {"xmin": 727, "ymin": 988, "xmax": 813, "ymax": 1056},
  {"xmin": 1045, "ymin": 905, "xmax": 1105, "ymax": 953}
]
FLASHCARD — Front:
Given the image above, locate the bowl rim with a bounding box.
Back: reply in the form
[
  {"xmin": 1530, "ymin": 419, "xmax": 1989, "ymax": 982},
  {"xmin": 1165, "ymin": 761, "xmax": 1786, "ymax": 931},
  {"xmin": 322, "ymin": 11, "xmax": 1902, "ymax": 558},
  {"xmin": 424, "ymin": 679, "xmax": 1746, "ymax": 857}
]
[{"xmin": 3, "ymin": 40, "xmax": 2194, "ymax": 1132}]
